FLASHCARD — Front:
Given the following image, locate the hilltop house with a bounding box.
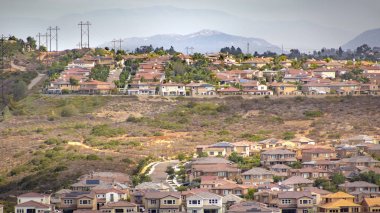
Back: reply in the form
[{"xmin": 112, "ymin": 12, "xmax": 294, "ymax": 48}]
[
  {"xmin": 190, "ymin": 157, "xmax": 240, "ymax": 181},
  {"xmin": 159, "ymin": 83, "xmax": 186, "ymax": 96},
  {"xmin": 362, "ymin": 197, "xmax": 380, "ymax": 212},
  {"xmin": 100, "ymin": 201, "xmax": 138, "ymax": 213},
  {"xmin": 186, "ymin": 82, "xmax": 216, "ymax": 96},
  {"xmin": 301, "ymin": 148, "xmax": 336, "ymax": 162},
  {"xmin": 15, "ymin": 192, "xmax": 53, "ymax": 213},
  {"xmin": 338, "ymin": 181, "xmax": 379, "ymax": 203},
  {"xmin": 277, "ymin": 191, "xmax": 314, "ymax": 213}
]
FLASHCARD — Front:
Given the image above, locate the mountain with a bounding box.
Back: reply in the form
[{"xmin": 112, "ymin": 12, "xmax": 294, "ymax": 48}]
[
  {"xmin": 342, "ymin": 28, "xmax": 380, "ymax": 50},
  {"xmin": 0, "ymin": 6, "xmax": 355, "ymax": 51},
  {"xmin": 102, "ymin": 29, "xmax": 282, "ymax": 54}
]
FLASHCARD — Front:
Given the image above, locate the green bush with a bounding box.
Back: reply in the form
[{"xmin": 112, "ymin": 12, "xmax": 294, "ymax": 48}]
[
  {"xmin": 60, "ymin": 105, "xmax": 78, "ymax": 117},
  {"xmin": 91, "ymin": 124, "xmax": 125, "ymax": 137},
  {"xmin": 304, "ymin": 110, "xmax": 323, "ymax": 118},
  {"xmin": 283, "ymin": 131, "xmax": 295, "ymax": 140},
  {"xmin": 86, "ymin": 154, "xmax": 101, "ymax": 160}
]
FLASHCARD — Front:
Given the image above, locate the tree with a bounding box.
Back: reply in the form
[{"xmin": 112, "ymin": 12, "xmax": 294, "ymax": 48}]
[
  {"xmin": 90, "ymin": 65, "xmax": 110, "ymax": 82},
  {"xmin": 228, "ymin": 152, "xmax": 244, "ymax": 164},
  {"xmin": 69, "ymin": 77, "xmax": 79, "ymax": 86},
  {"xmin": 289, "ymin": 161, "xmax": 302, "ymax": 169},
  {"xmin": 273, "ymin": 176, "xmax": 282, "ymax": 183},
  {"xmin": 331, "ymin": 173, "xmax": 345, "ymax": 185},
  {"xmin": 12, "ymin": 80, "xmax": 27, "ymax": 101},
  {"xmin": 26, "ymin": 36, "xmax": 37, "ymax": 50},
  {"xmin": 165, "ymin": 166, "xmax": 175, "ymax": 176},
  {"xmin": 177, "ymin": 153, "xmax": 186, "ymax": 161},
  {"xmin": 244, "ymin": 188, "xmax": 257, "ymax": 200}
]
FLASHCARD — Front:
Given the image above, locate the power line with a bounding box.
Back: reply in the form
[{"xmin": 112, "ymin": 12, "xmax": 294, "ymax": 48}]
[
  {"xmin": 47, "ymin": 26, "xmax": 60, "ymax": 52},
  {"xmin": 78, "ymin": 21, "xmax": 91, "ymax": 49}
]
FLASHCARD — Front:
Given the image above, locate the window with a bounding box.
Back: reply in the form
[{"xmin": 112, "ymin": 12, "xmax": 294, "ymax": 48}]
[
  {"xmin": 303, "ymin": 210, "xmax": 309, "ymax": 213},
  {"xmin": 281, "ymin": 199, "xmax": 291, "ymax": 204},
  {"xmin": 151, "ymin": 200, "xmax": 157, "ymax": 204},
  {"xmin": 209, "ymin": 199, "xmax": 218, "ymax": 204},
  {"xmin": 244, "ymin": 176, "xmax": 250, "ymax": 180},
  {"xmin": 164, "ymin": 200, "xmax": 175, "ymax": 205},
  {"xmin": 210, "ymin": 152, "xmax": 214, "ymax": 155},
  {"xmin": 192, "ymin": 210, "xmax": 197, "ymax": 213},
  {"xmin": 64, "ymin": 199, "xmax": 73, "ymax": 205},
  {"xmin": 190, "ymin": 200, "xmax": 200, "ymax": 205},
  {"xmin": 80, "ymin": 200, "xmax": 91, "ymax": 205}
]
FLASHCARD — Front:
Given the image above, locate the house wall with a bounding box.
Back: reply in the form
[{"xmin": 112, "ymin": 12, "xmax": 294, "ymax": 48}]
[{"xmin": 18, "ymin": 196, "xmax": 50, "ymax": 205}]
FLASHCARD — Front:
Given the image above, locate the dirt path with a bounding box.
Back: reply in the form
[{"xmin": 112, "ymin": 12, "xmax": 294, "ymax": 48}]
[
  {"xmin": 67, "ymin": 141, "xmax": 118, "ymax": 154},
  {"xmin": 11, "ymin": 60, "xmax": 26, "ymax": 71},
  {"xmin": 28, "ymin": 73, "xmax": 46, "ymax": 90}
]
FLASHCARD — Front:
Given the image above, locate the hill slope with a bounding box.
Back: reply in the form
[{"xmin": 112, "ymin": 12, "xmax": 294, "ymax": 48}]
[{"xmin": 342, "ymin": 28, "xmax": 380, "ymax": 50}]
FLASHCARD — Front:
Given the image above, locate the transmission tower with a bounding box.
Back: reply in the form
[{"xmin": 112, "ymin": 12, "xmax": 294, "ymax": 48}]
[
  {"xmin": 47, "ymin": 26, "xmax": 60, "ymax": 52},
  {"xmin": 117, "ymin": 39, "xmax": 123, "ymax": 52},
  {"xmin": 185, "ymin": 47, "xmax": 194, "ymax": 55},
  {"xmin": 36, "ymin": 33, "xmax": 49, "ymax": 50},
  {"xmin": 0, "ymin": 34, "xmax": 9, "ymax": 105},
  {"xmin": 111, "ymin": 39, "xmax": 117, "ymax": 52},
  {"xmin": 247, "ymin": 42, "xmax": 250, "ymax": 54},
  {"xmin": 78, "ymin": 21, "xmax": 91, "ymax": 49}
]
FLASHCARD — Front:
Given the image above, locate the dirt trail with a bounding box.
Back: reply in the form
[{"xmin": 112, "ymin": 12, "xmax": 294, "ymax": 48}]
[
  {"xmin": 67, "ymin": 141, "xmax": 118, "ymax": 154},
  {"xmin": 28, "ymin": 73, "xmax": 46, "ymax": 90},
  {"xmin": 11, "ymin": 60, "xmax": 26, "ymax": 71}
]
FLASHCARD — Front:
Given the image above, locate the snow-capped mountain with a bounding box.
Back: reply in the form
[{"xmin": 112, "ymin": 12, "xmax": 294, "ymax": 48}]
[{"xmin": 101, "ymin": 29, "xmax": 282, "ymax": 54}]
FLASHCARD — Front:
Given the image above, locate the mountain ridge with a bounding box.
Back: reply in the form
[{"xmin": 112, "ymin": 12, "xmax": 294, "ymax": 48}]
[
  {"xmin": 101, "ymin": 29, "xmax": 282, "ymax": 53},
  {"xmin": 342, "ymin": 28, "xmax": 380, "ymax": 50}
]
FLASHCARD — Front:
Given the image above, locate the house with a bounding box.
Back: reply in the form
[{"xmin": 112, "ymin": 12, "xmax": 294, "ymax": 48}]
[
  {"xmin": 61, "ymin": 191, "xmax": 97, "ymax": 212},
  {"xmin": 242, "ymin": 168, "xmax": 274, "ymax": 186},
  {"xmin": 302, "ymin": 187, "xmax": 331, "ymax": 205},
  {"xmin": 240, "ymin": 81, "xmax": 272, "ymax": 96},
  {"xmin": 17, "ymin": 192, "xmax": 51, "ymax": 205},
  {"xmin": 360, "ymin": 84, "xmax": 379, "ymax": 95},
  {"xmin": 217, "ymin": 87, "xmax": 242, "ymax": 95},
  {"xmin": 269, "ymin": 164, "xmax": 291, "ymax": 179},
  {"xmin": 277, "ymin": 191, "xmax": 314, "ymax": 213},
  {"xmin": 301, "ymin": 160, "xmax": 337, "ymax": 171},
  {"xmin": 231, "ymin": 141, "xmax": 252, "ymax": 157},
  {"xmin": 321, "ymin": 191, "xmax": 355, "ymax": 203},
  {"xmin": 269, "ymin": 83, "xmax": 299, "ymax": 95},
  {"xmin": 143, "ymin": 191, "xmax": 182, "ymax": 213},
  {"xmin": 79, "ymin": 80, "xmax": 113, "ymax": 94},
  {"xmin": 159, "ymin": 83, "xmax": 186, "ymax": 96},
  {"xmin": 190, "ymin": 157, "xmax": 240, "ymax": 181},
  {"xmin": 312, "ymin": 68, "xmax": 336, "ymax": 79},
  {"xmin": 342, "ymin": 135, "xmax": 376, "ymax": 145},
  {"xmin": 198, "ymin": 142, "xmax": 235, "ymax": 157},
  {"xmin": 362, "ymin": 197, "xmax": 380, "ymax": 212},
  {"xmin": 288, "ymin": 168, "xmax": 331, "ymax": 180},
  {"xmin": 318, "ymin": 199, "xmax": 361, "ymax": 213},
  {"xmin": 336, "ymin": 145, "xmax": 358, "ymax": 158},
  {"xmin": 253, "ymin": 191, "xmax": 279, "ymax": 207},
  {"xmin": 127, "ymin": 82, "xmax": 159, "ymax": 96},
  {"xmin": 301, "ymin": 148, "xmax": 336, "ymax": 162},
  {"xmin": 67, "ymin": 59, "xmax": 95, "ymax": 69},
  {"xmin": 92, "ymin": 188, "xmax": 128, "ymax": 208},
  {"xmin": 226, "ymin": 201, "xmax": 281, "ymax": 213},
  {"xmin": 15, "ymin": 201, "xmax": 52, "ymax": 213},
  {"xmin": 133, "ymin": 72, "xmax": 165, "ymax": 83},
  {"xmin": 186, "ymin": 192, "xmax": 223, "ymax": 213},
  {"xmin": 338, "ymin": 181, "xmax": 379, "ymax": 203},
  {"xmin": 260, "ymin": 149, "xmax": 297, "ymax": 167},
  {"xmin": 135, "ymin": 182, "xmax": 171, "ymax": 192},
  {"xmin": 281, "ymin": 176, "xmax": 313, "ymax": 191},
  {"xmin": 100, "ymin": 201, "xmax": 138, "ymax": 213},
  {"xmin": 186, "ymin": 83, "xmax": 216, "ymax": 96},
  {"xmin": 222, "ymin": 194, "xmax": 244, "ymax": 213},
  {"xmin": 338, "ymin": 156, "xmax": 380, "ymax": 168},
  {"xmin": 201, "ymin": 177, "xmax": 248, "ymax": 196},
  {"xmin": 291, "ymin": 137, "xmax": 315, "ymax": 147},
  {"xmin": 368, "ymin": 145, "xmax": 380, "ymax": 157}
]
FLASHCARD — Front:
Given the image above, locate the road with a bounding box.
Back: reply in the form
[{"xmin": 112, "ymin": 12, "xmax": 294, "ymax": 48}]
[
  {"xmin": 148, "ymin": 160, "xmax": 178, "ymax": 182},
  {"xmin": 28, "ymin": 73, "xmax": 46, "ymax": 90}
]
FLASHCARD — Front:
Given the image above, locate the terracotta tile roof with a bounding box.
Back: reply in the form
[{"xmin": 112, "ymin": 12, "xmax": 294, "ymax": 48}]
[
  {"xmin": 278, "ymin": 191, "xmax": 313, "ymax": 199},
  {"xmin": 338, "ymin": 181, "xmax": 378, "ymax": 188},
  {"xmin": 18, "ymin": 192, "xmax": 49, "ymax": 198},
  {"xmin": 282, "ymin": 176, "xmax": 313, "ymax": 185},
  {"xmin": 322, "ymin": 191, "xmax": 354, "ymax": 199},
  {"xmin": 16, "ymin": 200, "xmax": 50, "ymax": 209},
  {"xmin": 319, "ymin": 199, "xmax": 360, "ymax": 209},
  {"xmin": 363, "ymin": 197, "xmax": 380, "ymax": 207}
]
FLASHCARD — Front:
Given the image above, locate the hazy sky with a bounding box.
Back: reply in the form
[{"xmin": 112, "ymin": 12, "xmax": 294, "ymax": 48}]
[{"xmin": 1, "ymin": 0, "xmax": 379, "ymax": 51}]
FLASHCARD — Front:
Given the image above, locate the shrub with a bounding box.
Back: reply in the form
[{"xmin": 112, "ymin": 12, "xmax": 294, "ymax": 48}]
[
  {"xmin": 60, "ymin": 105, "xmax": 78, "ymax": 117},
  {"xmin": 91, "ymin": 124, "xmax": 125, "ymax": 137},
  {"xmin": 126, "ymin": 115, "xmax": 143, "ymax": 123},
  {"xmin": 86, "ymin": 154, "xmax": 101, "ymax": 160},
  {"xmin": 153, "ymin": 132, "xmax": 164, "ymax": 136},
  {"xmin": 304, "ymin": 110, "xmax": 323, "ymax": 118},
  {"xmin": 283, "ymin": 131, "xmax": 295, "ymax": 140}
]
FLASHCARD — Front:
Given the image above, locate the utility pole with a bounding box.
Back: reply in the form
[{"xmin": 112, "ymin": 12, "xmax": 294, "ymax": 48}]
[
  {"xmin": 0, "ymin": 34, "xmax": 9, "ymax": 105},
  {"xmin": 111, "ymin": 39, "xmax": 117, "ymax": 52},
  {"xmin": 247, "ymin": 42, "xmax": 250, "ymax": 54},
  {"xmin": 282, "ymin": 44, "xmax": 284, "ymax": 55},
  {"xmin": 185, "ymin": 47, "xmax": 194, "ymax": 55},
  {"xmin": 189, "ymin": 47, "xmax": 194, "ymax": 55},
  {"xmin": 185, "ymin": 47, "xmax": 189, "ymax": 55},
  {"xmin": 47, "ymin": 26, "xmax": 60, "ymax": 52},
  {"xmin": 117, "ymin": 39, "xmax": 123, "ymax": 52},
  {"xmin": 78, "ymin": 21, "xmax": 91, "ymax": 49}
]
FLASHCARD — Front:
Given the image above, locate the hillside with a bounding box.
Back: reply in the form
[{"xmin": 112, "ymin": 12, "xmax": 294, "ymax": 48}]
[
  {"xmin": 102, "ymin": 29, "xmax": 282, "ymax": 53},
  {"xmin": 342, "ymin": 28, "xmax": 380, "ymax": 50},
  {"xmin": 0, "ymin": 95, "xmax": 379, "ymax": 196}
]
